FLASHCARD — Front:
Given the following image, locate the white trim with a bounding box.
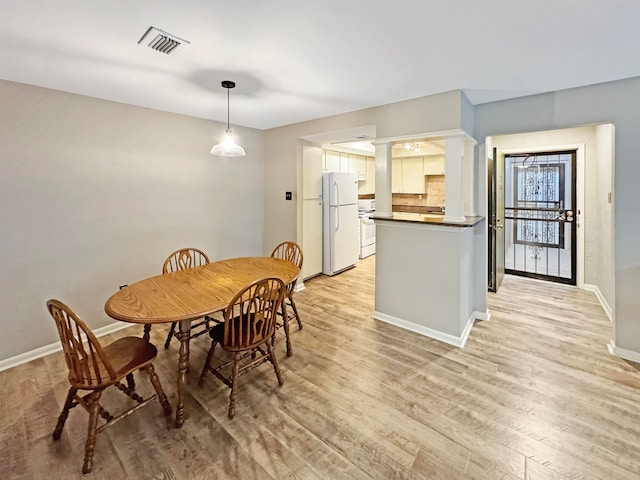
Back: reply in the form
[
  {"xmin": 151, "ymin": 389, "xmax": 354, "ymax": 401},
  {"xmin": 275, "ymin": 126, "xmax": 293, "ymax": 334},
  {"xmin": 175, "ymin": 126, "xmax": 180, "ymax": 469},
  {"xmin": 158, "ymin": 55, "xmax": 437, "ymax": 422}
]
[
  {"xmin": 372, "ymin": 128, "xmax": 477, "ymax": 146},
  {"xmin": 0, "ymin": 321, "xmax": 135, "ymax": 373},
  {"xmin": 475, "ymin": 309, "xmax": 491, "ymax": 321},
  {"xmin": 372, "ymin": 310, "xmax": 484, "ymax": 348},
  {"xmin": 607, "ymin": 341, "xmax": 640, "ymax": 364},
  {"xmin": 294, "ymin": 283, "xmax": 305, "ymax": 293},
  {"xmin": 584, "ymin": 283, "xmax": 613, "ymax": 322}
]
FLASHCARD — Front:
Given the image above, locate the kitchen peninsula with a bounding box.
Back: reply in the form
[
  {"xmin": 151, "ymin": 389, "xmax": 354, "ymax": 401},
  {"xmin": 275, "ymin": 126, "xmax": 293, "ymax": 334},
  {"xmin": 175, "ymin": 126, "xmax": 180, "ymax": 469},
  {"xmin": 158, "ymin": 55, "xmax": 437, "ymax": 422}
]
[{"xmin": 372, "ymin": 131, "xmax": 488, "ymax": 347}]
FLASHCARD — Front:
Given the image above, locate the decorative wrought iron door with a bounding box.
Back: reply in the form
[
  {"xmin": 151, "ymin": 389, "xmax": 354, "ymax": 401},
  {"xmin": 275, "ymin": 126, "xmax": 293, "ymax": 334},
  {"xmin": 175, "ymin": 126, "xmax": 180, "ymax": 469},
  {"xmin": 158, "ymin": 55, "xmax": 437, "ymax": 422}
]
[{"xmin": 504, "ymin": 151, "xmax": 576, "ymax": 284}]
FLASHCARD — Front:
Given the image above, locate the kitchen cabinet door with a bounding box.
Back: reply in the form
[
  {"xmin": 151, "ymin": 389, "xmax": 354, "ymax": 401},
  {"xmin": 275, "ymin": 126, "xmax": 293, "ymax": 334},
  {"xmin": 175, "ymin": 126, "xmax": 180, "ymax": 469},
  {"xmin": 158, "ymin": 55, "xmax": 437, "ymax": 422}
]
[
  {"xmin": 339, "ymin": 153, "xmax": 350, "ymax": 173},
  {"xmin": 325, "ymin": 150, "xmax": 340, "ymax": 172},
  {"xmin": 424, "ymin": 155, "xmax": 445, "ymax": 175},
  {"xmin": 348, "ymin": 154, "xmax": 358, "ymax": 174},
  {"xmin": 357, "ymin": 156, "xmax": 367, "ymax": 177},
  {"xmin": 402, "ymin": 157, "xmax": 425, "ymax": 193},
  {"xmin": 366, "ymin": 157, "xmax": 376, "ymax": 194}
]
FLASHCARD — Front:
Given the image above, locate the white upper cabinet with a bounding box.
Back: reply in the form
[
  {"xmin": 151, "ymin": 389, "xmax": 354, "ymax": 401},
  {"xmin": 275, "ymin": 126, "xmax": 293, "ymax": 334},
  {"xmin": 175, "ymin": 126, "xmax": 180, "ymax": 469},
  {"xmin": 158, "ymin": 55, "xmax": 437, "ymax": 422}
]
[
  {"xmin": 357, "ymin": 156, "xmax": 367, "ymax": 177},
  {"xmin": 358, "ymin": 156, "xmax": 376, "ymax": 195},
  {"xmin": 325, "ymin": 150, "xmax": 340, "ymax": 172},
  {"xmin": 348, "ymin": 154, "xmax": 358, "ymax": 174},
  {"xmin": 366, "ymin": 157, "xmax": 375, "ymax": 194},
  {"xmin": 402, "ymin": 157, "xmax": 425, "ymax": 193},
  {"xmin": 325, "ymin": 149, "xmax": 375, "ymax": 193},
  {"xmin": 339, "ymin": 152, "xmax": 350, "ymax": 173},
  {"xmin": 392, "ymin": 157, "xmax": 425, "ymax": 193},
  {"xmin": 424, "ymin": 155, "xmax": 445, "ymax": 175}
]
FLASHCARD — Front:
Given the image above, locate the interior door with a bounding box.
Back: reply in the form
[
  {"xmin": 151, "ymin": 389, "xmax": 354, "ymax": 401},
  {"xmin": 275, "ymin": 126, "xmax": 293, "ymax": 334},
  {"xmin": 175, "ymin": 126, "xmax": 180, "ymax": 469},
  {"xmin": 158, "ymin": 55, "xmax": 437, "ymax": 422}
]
[{"xmin": 489, "ymin": 147, "xmax": 505, "ymax": 292}]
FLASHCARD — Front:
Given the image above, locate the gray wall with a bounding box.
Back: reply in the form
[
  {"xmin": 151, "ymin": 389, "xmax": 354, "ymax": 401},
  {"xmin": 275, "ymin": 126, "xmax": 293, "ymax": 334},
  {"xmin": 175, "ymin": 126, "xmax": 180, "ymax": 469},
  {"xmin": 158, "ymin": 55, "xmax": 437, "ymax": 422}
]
[
  {"xmin": 475, "ymin": 77, "xmax": 640, "ymax": 353},
  {"xmin": 4, "ymin": 75, "xmax": 638, "ymax": 362},
  {"xmin": 0, "ymin": 80, "xmax": 265, "ymax": 361}
]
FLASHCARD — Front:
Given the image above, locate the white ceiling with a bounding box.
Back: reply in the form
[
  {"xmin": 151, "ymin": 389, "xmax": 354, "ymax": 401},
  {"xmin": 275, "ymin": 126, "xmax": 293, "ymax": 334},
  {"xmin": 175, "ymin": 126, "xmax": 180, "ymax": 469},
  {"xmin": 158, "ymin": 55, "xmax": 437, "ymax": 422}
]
[{"xmin": 1, "ymin": 1, "xmax": 640, "ymax": 130}]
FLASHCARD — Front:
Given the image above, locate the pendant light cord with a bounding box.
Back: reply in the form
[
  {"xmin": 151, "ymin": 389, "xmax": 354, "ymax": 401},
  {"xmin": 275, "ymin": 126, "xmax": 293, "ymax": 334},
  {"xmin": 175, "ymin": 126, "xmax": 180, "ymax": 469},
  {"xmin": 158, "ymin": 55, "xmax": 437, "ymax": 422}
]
[{"xmin": 226, "ymin": 87, "xmax": 230, "ymax": 129}]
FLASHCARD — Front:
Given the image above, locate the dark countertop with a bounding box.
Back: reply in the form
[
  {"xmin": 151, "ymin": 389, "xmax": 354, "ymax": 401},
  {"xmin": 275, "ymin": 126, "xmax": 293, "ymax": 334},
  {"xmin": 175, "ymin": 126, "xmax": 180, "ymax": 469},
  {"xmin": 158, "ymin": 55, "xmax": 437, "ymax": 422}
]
[{"xmin": 372, "ymin": 212, "xmax": 485, "ymax": 227}]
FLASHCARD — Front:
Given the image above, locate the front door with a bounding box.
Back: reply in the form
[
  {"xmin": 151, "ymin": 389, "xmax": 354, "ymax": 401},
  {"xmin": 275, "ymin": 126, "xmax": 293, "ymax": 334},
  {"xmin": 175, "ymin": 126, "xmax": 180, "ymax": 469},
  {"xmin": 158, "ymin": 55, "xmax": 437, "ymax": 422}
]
[
  {"xmin": 488, "ymin": 147, "xmax": 505, "ymax": 292},
  {"xmin": 503, "ymin": 151, "xmax": 577, "ymax": 284}
]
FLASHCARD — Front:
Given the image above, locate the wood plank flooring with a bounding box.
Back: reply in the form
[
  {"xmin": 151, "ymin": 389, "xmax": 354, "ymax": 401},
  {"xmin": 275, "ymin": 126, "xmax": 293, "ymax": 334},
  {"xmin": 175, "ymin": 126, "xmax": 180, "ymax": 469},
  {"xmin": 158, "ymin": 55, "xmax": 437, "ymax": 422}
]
[{"xmin": 2, "ymin": 255, "xmax": 640, "ymax": 479}]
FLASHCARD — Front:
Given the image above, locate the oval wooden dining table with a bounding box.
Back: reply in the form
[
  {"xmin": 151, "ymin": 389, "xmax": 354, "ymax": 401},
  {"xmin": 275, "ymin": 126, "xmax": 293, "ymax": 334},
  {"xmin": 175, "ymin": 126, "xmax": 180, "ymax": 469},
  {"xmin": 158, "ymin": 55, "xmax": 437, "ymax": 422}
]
[{"xmin": 104, "ymin": 256, "xmax": 300, "ymax": 427}]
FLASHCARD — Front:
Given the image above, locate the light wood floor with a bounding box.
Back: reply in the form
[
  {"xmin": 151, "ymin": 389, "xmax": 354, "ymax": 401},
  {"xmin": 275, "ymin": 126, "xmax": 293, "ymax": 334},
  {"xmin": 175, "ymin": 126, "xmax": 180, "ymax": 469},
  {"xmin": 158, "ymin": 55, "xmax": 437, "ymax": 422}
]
[{"xmin": 3, "ymin": 255, "xmax": 640, "ymax": 479}]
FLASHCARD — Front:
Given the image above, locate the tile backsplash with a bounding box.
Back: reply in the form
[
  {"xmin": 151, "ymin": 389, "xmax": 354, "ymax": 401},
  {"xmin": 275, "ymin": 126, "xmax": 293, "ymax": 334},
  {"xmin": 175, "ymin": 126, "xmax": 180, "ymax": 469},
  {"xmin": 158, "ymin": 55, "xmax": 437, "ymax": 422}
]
[{"xmin": 425, "ymin": 175, "xmax": 445, "ymax": 206}]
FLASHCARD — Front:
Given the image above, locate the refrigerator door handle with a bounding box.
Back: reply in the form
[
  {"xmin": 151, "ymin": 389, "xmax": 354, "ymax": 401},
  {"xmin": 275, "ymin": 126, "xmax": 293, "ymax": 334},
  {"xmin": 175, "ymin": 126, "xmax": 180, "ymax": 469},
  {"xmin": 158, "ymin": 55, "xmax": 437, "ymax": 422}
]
[
  {"xmin": 335, "ymin": 206, "xmax": 340, "ymax": 232},
  {"xmin": 333, "ymin": 180, "xmax": 339, "ymax": 207}
]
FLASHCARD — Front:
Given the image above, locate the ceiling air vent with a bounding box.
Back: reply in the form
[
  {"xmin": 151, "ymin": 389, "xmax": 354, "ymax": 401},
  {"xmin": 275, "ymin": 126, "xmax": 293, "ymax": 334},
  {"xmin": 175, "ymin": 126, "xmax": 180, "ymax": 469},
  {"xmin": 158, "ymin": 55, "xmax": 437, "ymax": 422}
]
[{"xmin": 137, "ymin": 26, "xmax": 189, "ymax": 55}]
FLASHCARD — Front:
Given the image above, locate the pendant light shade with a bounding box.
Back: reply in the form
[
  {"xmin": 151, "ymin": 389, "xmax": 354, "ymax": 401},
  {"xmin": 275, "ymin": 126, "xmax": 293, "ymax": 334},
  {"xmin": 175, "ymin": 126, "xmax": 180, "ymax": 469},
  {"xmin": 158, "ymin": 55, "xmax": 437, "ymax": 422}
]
[
  {"xmin": 210, "ymin": 80, "xmax": 246, "ymax": 157},
  {"xmin": 210, "ymin": 128, "xmax": 246, "ymax": 156}
]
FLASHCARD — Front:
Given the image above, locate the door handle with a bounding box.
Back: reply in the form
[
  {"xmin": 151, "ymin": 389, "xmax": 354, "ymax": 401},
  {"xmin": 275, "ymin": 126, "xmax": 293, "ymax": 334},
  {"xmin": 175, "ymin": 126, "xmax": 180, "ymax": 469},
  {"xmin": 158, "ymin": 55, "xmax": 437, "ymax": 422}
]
[
  {"xmin": 557, "ymin": 210, "xmax": 573, "ymax": 222},
  {"xmin": 565, "ymin": 210, "xmax": 574, "ymax": 222}
]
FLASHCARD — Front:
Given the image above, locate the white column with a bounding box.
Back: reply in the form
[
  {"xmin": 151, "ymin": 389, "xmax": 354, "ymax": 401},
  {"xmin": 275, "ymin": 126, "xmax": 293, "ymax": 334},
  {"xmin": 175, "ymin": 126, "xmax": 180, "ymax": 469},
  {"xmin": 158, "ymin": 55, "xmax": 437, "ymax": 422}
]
[
  {"xmin": 463, "ymin": 139, "xmax": 476, "ymax": 217},
  {"xmin": 444, "ymin": 136, "xmax": 466, "ymax": 222},
  {"xmin": 374, "ymin": 141, "xmax": 394, "ymax": 217}
]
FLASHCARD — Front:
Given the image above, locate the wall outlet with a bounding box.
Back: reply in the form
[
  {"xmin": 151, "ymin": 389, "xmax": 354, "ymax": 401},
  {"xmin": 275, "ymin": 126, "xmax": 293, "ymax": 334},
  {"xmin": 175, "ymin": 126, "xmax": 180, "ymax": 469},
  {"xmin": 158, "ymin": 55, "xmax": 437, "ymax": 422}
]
[{"xmin": 285, "ymin": 191, "xmax": 292, "ymax": 200}]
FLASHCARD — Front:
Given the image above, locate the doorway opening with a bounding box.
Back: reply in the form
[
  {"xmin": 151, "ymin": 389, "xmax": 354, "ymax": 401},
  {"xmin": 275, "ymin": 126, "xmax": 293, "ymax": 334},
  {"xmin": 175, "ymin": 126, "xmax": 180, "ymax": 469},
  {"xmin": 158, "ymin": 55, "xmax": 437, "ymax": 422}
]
[
  {"xmin": 504, "ymin": 151, "xmax": 577, "ymax": 285},
  {"xmin": 299, "ymin": 126, "xmax": 377, "ymax": 285},
  {"xmin": 486, "ymin": 124, "xmax": 615, "ymax": 328}
]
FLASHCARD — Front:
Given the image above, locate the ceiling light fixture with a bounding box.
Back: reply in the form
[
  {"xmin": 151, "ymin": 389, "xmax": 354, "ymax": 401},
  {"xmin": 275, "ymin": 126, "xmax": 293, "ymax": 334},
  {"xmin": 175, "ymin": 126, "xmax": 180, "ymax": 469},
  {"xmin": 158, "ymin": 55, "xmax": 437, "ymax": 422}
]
[
  {"xmin": 210, "ymin": 80, "xmax": 246, "ymax": 157},
  {"xmin": 402, "ymin": 142, "xmax": 421, "ymax": 153}
]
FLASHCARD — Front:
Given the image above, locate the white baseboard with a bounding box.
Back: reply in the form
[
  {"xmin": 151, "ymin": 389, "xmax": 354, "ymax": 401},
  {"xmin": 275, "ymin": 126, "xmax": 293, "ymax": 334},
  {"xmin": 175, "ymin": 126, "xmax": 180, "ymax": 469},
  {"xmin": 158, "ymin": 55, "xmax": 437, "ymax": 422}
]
[
  {"xmin": 372, "ymin": 310, "xmax": 483, "ymax": 348},
  {"xmin": 0, "ymin": 321, "xmax": 135, "ymax": 373},
  {"xmin": 607, "ymin": 341, "xmax": 640, "ymax": 364},
  {"xmin": 584, "ymin": 284, "xmax": 613, "ymax": 322}
]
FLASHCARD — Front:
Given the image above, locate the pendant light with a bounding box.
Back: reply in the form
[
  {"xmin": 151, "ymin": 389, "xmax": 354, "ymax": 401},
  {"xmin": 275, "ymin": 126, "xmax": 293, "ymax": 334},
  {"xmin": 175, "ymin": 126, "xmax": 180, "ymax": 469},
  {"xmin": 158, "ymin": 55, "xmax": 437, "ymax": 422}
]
[{"xmin": 210, "ymin": 80, "xmax": 246, "ymax": 157}]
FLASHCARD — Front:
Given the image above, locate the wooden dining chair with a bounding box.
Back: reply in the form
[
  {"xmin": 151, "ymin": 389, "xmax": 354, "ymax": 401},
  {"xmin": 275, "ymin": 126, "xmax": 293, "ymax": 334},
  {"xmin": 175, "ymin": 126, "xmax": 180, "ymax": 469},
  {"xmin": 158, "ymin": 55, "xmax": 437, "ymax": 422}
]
[
  {"xmin": 162, "ymin": 247, "xmax": 217, "ymax": 349},
  {"xmin": 47, "ymin": 299, "xmax": 172, "ymax": 474},
  {"xmin": 270, "ymin": 241, "xmax": 304, "ymax": 356},
  {"xmin": 198, "ymin": 277, "xmax": 286, "ymax": 418}
]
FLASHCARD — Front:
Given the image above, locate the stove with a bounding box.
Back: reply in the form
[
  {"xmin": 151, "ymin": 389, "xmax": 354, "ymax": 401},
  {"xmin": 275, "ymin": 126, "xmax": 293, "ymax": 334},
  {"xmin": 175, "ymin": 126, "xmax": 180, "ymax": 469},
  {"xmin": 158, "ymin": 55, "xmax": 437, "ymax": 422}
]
[{"xmin": 358, "ymin": 200, "xmax": 376, "ymax": 258}]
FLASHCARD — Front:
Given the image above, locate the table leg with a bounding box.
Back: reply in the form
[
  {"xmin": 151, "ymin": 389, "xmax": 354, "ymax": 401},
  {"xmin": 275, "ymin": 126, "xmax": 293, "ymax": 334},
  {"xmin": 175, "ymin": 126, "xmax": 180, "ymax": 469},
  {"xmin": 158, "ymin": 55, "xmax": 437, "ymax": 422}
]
[
  {"xmin": 143, "ymin": 324, "xmax": 151, "ymax": 342},
  {"xmin": 174, "ymin": 319, "xmax": 191, "ymax": 428}
]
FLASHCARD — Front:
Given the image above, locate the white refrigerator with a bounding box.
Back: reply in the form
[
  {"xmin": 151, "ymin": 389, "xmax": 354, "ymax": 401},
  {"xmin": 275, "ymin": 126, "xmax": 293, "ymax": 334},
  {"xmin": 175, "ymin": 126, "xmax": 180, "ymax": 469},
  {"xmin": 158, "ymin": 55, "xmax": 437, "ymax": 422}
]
[{"xmin": 322, "ymin": 172, "xmax": 359, "ymax": 275}]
